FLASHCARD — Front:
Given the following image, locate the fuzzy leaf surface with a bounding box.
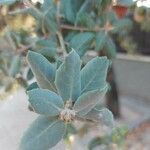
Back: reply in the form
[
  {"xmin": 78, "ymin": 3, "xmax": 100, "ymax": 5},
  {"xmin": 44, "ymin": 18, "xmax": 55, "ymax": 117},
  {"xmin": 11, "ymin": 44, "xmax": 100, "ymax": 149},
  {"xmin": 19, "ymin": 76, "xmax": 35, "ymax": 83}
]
[
  {"xmin": 27, "ymin": 51, "xmax": 56, "ymax": 91},
  {"xmin": 19, "ymin": 116, "xmax": 65, "ymax": 150},
  {"xmin": 74, "ymin": 86, "xmax": 108, "ymax": 117},
  {"xmin": 84, "ymin": 108, "xmax": 114, "ymax": 127},
  {"xmin": 55, "ymin": 50, "xmax": 81, "ymax": 102},
  {"xmin": 81, "ymin": 57, "xmax": 109, "ymax": 94},
  {"xmin": 27, "ymin": 89, "xmax": 64, "ymax": 116}
]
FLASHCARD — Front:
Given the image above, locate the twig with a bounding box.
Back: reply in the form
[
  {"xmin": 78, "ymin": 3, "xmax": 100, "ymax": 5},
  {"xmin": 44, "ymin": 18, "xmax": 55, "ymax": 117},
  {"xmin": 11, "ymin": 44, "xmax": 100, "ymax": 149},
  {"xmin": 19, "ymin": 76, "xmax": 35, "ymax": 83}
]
[
  {"xmin": 75, "ymin": 116, "xmax": 98, "ymax": 124},
  {"xmin": 56, "ymin": 1, "xmax": 67, "ymax": 57},
  {"xmin": 17, "ymin": 44, "xmax": 33, "ymax": 54},
  {"xmin": 60, "ymin": 24, "xmax": 114, "ymax": 32}
]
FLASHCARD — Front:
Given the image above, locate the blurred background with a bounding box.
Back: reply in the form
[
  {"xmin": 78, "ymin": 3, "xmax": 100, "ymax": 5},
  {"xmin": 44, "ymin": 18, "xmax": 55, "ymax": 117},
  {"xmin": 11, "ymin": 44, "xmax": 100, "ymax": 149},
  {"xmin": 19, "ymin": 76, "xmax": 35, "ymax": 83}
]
[{"xmin": 0, "ymin": 0, "xmax": 150, "ymax": 150}]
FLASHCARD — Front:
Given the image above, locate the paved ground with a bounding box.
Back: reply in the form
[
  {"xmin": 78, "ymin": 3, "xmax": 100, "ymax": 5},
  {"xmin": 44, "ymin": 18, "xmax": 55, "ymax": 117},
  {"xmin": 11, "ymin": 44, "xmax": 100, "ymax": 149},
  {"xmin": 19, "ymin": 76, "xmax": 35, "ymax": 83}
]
[{"xmin": 0, "ymin": 89, "xmax": 150, "ymax": 150}]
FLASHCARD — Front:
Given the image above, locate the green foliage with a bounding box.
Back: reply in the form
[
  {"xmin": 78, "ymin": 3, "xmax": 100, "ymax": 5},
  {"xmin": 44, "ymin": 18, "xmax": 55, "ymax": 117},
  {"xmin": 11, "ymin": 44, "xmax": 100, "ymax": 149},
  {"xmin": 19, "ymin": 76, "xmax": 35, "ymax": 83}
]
[
  {"xmin": 27, "ymin": 51, "xmax": 56, "ymax": 91},
  {"xmin": 81, "ymin": 57, "xmax": 109, "ymax": 93},
  {"xmin": 20, "ymin": 50, "xmax": 112, "ymax": 150},
  {"xmin": 95, "ymin": 31, "xmax": 107, "ymax": 51},
  {"xmin": 85, "ymin": 108, "xmax": 114, "ymax": 127},
  {"xmin": 73, "ymin": 87, "xmax": 108, "ymax": 117},
  {"xmin": 9, "ymin": 55, "xmax": 21, "ymax": 77},
  {"xmin": 69, "ymin": 32, "xmax": 95, "ymax": 57},
  {"xmin": 55, "ymin": 51, "xmax": 81, "ymax": 102},
  {"xmin": 88, "ymin": 126, "xmax": 128, "ymax": 150},
  {"xmin": 0, "ymin": 0, "xmax": 16, "ymax": 5},
  {"xmin": 26, "ymin": 82, "xmax": 39, "ymax": 92},
  {"xmin": 27, "ymin": 89, "xmax": 64, "ymax": 116},
  {"xmin": 20, "ymin": 116, "xmax": 66, "ymax": 150},
  {"xmin": 35, "ymin": 39, "xmax": 57, "ymax": 59}
]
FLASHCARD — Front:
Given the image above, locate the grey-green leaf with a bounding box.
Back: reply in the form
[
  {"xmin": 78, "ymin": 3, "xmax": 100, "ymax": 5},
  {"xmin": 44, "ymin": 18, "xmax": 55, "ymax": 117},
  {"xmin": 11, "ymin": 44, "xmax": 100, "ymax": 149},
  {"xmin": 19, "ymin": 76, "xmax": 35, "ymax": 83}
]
[
  {"xmin": 0, "ymin": 0, "xmax": 16, "ymax": 5},
  {"xmin": 73, "ymin": 86, "xmax": 108, "ymax": 117},
  {"xmin": 81, "ymin": 56, "xmax": 109, "ymax": 94},
  {"xmin": 105, "ymin": 37, "xmax": 116, "ymax": 58},
  {"xmin": 27, "ymin": 51, "xmax": 56, "ymax": 92},
  {"xmin": 99, "ymin": 108, "xmax": 114, "ymax": 127},
  {"xmin": 95, "ymin": 31, "xmax": 107, "ymax": 51},
  {"xmin": 27, "ymin": 89, "xmax": 64, "ymax": 116},
  {"xmin": 55, "ymin": 50, "xmax": 81, "ymax": 102},
  {"xmin": 69, "ymin": 32, "xmax": 95, "ymax": 57},
  {"xmin": 84, "ymin": 108, "xmax": 114, "ymax": 127},
  {"xmin": 9, "ymin": 55, "xmax": 21, "ymax": 77},
  {"xmin": 19, "ymin": 116, "xmax": 66, "ymax": 150},
  {"xmin": 26, "ymin": 82, "xmax": 39, "ymax": 92}
]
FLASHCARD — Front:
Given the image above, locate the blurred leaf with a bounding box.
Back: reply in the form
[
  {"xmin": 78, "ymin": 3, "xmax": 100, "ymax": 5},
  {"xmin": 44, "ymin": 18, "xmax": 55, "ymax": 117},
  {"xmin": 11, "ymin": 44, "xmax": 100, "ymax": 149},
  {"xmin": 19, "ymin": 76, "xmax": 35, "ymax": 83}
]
[
  {"xmin": 27, "ymin": 68, "xmax": 34, "ymax": 80},
  {"xmin": 36, "ymin": 39, "xmax": 57, "ymax": 58},
  {"xmin": 112, "ymin": 18, "xmax": 132, "ymax": 33},
  {"xmin": 61, "ymin": 0, "xmax": 76, "ymax": 23},
  {"xmin": 95, "ymin": 31, "xmax": 107, "ymax": 51},
  {"xmin": 105, "ymin": 37, "xmax": 116, "ymax": 58},
  {"xmin": 76, "ymin": 12, "xmax": 95, "ymax": 29},
  {"xmin": 111, "ymin": 126, "xmax": 128, "ymax": 144},
  {"xmin": 0, "ymin": 0, "xmax": 16, "ymax": 5},
  {"xmin": 26, "ymin": 82, "xmax": 39, "ymax": 92},
  {"xmin": 64, "ymin": 123, "xmax": 77, "ymax": 139},
  {"xmin": 9, "ymin": 55, "xmax": 21, "ymax": 77},
  {"xmin": 98, "ymin": 108, "xmax": 114, "ymax": 127},
  {"xmin": 19, "ymin": 116, "xmax": 66, "ymax": 150},
  {"xmin": 85, "ymin": 108, "xmax": 114, "ymax": 128},
  {"xmin": 69, "ymin": 32, "xmax": 95, "ymax": 57},
  {"xmin": 88, "ymin": 137, "xmax": 103, "ymax": 150}
]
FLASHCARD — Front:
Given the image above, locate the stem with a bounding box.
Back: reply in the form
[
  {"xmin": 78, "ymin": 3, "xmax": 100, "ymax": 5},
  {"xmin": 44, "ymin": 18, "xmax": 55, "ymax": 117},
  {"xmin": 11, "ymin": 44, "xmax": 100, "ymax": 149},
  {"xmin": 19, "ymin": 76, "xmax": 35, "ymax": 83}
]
[
  {"xmin": 75, "ymin": 116, "xmax": 98, "ymax": 124},
  {"xmin": 60, "ymin": 24, "xmax": 114, "ymax": 32},
  {"xmin": 56, "ymin": 0, "xmax": 67, "ymax": 57}
]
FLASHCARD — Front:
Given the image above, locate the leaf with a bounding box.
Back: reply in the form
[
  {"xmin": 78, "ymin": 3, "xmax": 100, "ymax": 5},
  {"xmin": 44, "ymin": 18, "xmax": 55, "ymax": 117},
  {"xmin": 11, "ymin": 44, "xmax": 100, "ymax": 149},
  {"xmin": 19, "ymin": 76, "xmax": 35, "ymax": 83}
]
[
  {"xmin": 111, "ymin": 126, "xmax": 128, "ymax": 143},
  {"xmin": 55, "ymin": 50, "xmax": 81, "ymax": 102},
  {"xmin": 27, "ymin": 68, "xmax": 34, "ymax": 80},
  {"xmin": 88, "ymin": 137, "xmax": 103, "ymax": 150},
  {"xmin": 105, "ymin": 37, "xmax": 116, "ymax": 58},
  {"xmin": 0, "ymin": 0, "xmax": 16, "ymax": 5},
  {"xmin": 36, "ymin": 39, "xmax": 57, "ymax": 58},
  {"xmin": 112, "ymin": 18, "xmax": 132, "ymax": 33},
  {"xmin": 73, "ymin": 86, "xmax": 108, "ymax": 117},
  {"xmin": 27, "ymin": 89, "xmax": 64, "ymax": 116},
  {"xmin": 27, "ymin": 51, "xmax": 56, "ymax": 91},
  {"xmin": 84, "ymin": 108, "xmax": 114, "ymax": 127},
  {"xmin": 76, "ymin": 12, "xmax": 95, "ymax": 29},
  {"xmin": 9, "ymin": 55, "xmax": 21, "ymax": 77},
  {"xmin": 81, "ymin": 56, "xmax": 109, "ymax": 94},
  {"xmin": 69, "ymin": 32, "xmax": 95, "ymax": 57},
  {"xmin": 61, "ymin": 0, "xmax": 76, "ymax": 23},
  {"xmin": 99, "ymin": 108, "xmax": 114, "ymax": 127},
  {"xmin": 95, "ymin": 31, "xmax": 107, "ymax": 51},
  {"xmin": 19, "ymin": 116, "xmax": 66, "ymax": 150},
  {"xmin": 64, "ymin": 124, "xmax": 77, "ymax": 139},
  {"xmin": 26, "ymin": 82, "xmax": 39, "ymax": 92}
]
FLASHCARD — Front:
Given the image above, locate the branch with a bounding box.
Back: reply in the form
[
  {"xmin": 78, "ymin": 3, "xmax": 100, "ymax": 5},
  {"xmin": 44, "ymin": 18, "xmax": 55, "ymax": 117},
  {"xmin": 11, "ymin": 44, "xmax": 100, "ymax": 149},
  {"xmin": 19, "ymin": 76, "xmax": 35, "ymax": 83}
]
[
  {"xmin": 75, "ymin": 116, "xmax": 99, "ymax": 124},
  {"xmin": 60, "ymin": 24, "xmax": 114, "ymax": 32},
  {"xmin": 56, "ymin": 1, "xmax": 67, "ymax": 57}
]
